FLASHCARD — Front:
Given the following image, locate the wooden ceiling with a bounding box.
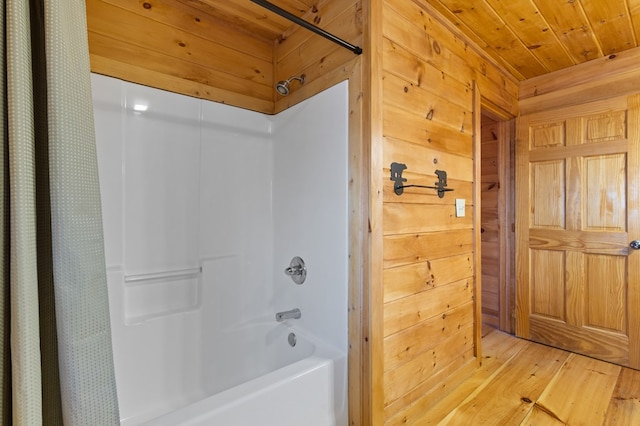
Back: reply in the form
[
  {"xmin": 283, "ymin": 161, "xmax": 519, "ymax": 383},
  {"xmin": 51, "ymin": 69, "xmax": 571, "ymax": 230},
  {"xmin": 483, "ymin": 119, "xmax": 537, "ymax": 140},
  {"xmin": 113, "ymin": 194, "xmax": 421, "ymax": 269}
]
[
  {"xmin": 417, "ymin": 0, "xmax": 640, "ymax": 80},
  {"xmin": 190, "ymin": 0, "xmax": 640, "ymax": 81}
]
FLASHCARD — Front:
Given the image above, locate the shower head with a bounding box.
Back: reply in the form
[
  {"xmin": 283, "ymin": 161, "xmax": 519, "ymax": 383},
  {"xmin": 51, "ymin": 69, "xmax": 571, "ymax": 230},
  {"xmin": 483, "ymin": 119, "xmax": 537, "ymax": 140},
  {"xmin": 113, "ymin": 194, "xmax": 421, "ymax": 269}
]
[{"xmin": 275, "ymin": 75, "xmax": 306, "ymax": 96}]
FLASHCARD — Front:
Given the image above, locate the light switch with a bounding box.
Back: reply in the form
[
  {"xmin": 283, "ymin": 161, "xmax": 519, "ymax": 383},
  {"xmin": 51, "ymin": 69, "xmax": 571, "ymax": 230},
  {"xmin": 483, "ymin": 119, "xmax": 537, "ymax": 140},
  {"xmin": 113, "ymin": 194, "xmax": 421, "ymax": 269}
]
[{"xmin": 455, "ymin": 198, "xmax": 465, "ymax": 217}]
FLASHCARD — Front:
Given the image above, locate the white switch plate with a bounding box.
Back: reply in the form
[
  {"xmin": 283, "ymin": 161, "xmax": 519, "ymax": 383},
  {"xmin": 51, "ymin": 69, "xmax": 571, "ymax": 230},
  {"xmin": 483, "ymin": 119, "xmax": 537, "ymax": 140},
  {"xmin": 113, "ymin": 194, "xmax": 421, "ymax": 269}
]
[{"xmin": 455, "ymin": 198, "xmax": 465, "ymax": 217}]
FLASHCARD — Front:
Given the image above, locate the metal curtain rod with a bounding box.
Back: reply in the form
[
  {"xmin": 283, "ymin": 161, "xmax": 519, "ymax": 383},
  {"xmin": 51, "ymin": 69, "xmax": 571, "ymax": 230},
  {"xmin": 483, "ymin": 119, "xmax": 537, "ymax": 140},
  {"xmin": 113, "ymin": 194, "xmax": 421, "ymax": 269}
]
[{"xmin": 250, "ymin": 0, "xmax": 363, "ymax": 55}]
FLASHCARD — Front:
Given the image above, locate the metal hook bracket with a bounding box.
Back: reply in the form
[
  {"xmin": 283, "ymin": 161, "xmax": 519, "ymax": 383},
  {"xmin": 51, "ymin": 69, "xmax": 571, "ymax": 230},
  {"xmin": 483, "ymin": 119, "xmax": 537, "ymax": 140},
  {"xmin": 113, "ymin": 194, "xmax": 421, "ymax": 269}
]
[{"xmin": 390, "ymin": 162, "xmax": 454, "ymax": 198}]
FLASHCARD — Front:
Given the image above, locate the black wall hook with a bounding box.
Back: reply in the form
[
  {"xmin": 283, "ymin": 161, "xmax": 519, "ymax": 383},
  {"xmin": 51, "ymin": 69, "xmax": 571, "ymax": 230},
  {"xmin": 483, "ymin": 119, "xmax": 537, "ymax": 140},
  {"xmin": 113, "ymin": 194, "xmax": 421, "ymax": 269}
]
[{"xmin": 390, "ymin": 162, "xmax": 454, "ymax": 198}]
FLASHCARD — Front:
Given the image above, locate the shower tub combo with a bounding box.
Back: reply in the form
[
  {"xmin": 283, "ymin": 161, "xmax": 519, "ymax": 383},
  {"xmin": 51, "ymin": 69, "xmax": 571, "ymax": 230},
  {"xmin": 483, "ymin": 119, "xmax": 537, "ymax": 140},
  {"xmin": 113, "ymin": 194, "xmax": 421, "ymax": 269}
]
[{"xmin": 92, "ymin": 74, "xmax": 349, "ymax": 425}]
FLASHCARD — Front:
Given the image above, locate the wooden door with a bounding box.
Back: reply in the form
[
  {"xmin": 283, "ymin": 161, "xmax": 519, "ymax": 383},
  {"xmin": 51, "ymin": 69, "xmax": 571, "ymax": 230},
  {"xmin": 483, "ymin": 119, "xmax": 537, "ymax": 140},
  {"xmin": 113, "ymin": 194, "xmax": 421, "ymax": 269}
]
[{"xmin": 516, "ymin": 94, "xmax": 640, "ymax": 369}]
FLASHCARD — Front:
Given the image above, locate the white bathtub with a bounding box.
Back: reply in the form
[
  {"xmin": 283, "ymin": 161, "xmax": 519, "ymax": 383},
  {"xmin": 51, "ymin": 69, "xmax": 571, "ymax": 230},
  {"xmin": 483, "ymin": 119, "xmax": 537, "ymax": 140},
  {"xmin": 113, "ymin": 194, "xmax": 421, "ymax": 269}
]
[
  {"xmin": 201, "ymin": 322, "xmax": 316, "ymax": 396},
  {"xmin": 135, "ymin": 323, "xmax": 347, "ymax": 426}
]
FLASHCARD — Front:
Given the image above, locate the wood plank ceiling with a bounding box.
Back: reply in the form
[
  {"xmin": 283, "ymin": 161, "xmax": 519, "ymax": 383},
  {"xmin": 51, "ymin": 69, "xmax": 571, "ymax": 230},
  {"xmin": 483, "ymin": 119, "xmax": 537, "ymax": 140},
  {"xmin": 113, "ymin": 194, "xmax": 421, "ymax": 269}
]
[
  {"xmin": 418, "ymin": 0, "xmax": 640, "ymax": 80},
  {"xmin": 153, "ymin": 0, "xmax": 640, "ymax": 81}
]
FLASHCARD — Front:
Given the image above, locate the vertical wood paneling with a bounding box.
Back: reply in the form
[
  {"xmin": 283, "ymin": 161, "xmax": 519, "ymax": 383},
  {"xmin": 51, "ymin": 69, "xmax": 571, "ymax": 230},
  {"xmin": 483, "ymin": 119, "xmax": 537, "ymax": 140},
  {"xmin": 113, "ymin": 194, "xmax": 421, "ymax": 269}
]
[
  {"xmin": 472, "ymin": 82, "xmax": 483, "ymax": 365},
  {"xmin": 346, "ymin": 58, "xmax": 367, "ymax": 426},
  {"xmin": 504, "ymin": 119, "xmax": 517, "ymax": 333},
  {"xmin": 365, "ymin": 0, "xmax": 386, "ymax": 422},
  {"xmin": 481, "ymin": 116, "xmax": 499, "ymax": 327}
]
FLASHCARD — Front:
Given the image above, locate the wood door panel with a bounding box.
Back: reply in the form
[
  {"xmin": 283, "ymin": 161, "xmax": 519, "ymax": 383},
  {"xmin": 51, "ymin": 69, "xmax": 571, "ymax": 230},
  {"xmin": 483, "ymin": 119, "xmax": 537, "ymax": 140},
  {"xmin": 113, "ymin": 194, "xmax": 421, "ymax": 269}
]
[
  {"xmin": 530, "ymin": 160, "xmax": 565, "ymax": 229},
  {"xmin": 530, "ymin": 249, "xmax": 565, "ymax": 319},
  {"xmin": 585, "ymin": 111, "xmax": 627, "ymax": 144},
  {"xmin": 530, "ymin": 121, "xmax": 566, "ymax": 148},
  {"xmin": 585, "ymin": 254, "xmax": 627, "ymax": 332},
  {"xmin": 584, "ymin": 154, "xmax": 627, "ymax": 231},
  {"xmin": 530, "ymin": 139, "xmax": 628, "ymax": 162},
  {"xmin": 529, "ymin": 229, "xmax": 630, "ymax": 255},
  {"xmin": 517, "ymin": 94, "xmax": 640, "ymax": 369},
  {"xmin": 529, "ymin": 317, "xmax": 629, "ymax": 366}
]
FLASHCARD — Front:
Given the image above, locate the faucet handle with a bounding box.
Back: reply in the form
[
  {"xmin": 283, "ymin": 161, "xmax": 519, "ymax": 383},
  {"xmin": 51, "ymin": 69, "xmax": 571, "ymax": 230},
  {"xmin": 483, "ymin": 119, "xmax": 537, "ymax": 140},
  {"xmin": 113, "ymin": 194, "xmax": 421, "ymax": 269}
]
[{"xmin": 284, "ymin": 256, "xmax": 306, "ymax": 284}]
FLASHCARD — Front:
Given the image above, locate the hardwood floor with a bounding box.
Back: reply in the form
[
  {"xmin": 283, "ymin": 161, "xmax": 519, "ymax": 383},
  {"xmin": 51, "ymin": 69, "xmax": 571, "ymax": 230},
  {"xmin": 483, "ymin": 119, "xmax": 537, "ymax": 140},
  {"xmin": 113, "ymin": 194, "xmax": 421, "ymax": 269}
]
[{"xmin": 414, "ymin": 327, "xmax": 640, "ymax": 425}]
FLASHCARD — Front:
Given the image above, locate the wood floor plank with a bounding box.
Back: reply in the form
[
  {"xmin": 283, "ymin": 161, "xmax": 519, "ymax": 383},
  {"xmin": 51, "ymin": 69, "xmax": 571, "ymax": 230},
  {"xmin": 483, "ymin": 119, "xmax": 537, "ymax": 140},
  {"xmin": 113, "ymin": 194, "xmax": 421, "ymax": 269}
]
[
  {"xmin": 604, "ymin": 367, "xmax": 640, "ymax": 425},
  {"xmin": 519, "ymin": 407, "xmax": 565, "ymax": 425},
  {"xmin": 528, "ymin": 353, "xmax": 621, "ymax": 425},
  {"xmin": 413, "ymin": 330, "xmax": 529, "ymax": 424},
  {"xmin": 438, "ymin": 335, "xmax": 569, "ymax": 425},
  {"xmin": 416, "ymin": 329, "xmax": 640, "ymax": 426}
]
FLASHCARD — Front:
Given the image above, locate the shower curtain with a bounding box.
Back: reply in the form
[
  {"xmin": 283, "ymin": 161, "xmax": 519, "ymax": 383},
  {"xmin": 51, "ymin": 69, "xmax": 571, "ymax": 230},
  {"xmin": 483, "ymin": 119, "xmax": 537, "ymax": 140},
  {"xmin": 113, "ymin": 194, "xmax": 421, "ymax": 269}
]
[{"xmin": 1, "ymin": 0, "xmax": 120, "ymax": 424}]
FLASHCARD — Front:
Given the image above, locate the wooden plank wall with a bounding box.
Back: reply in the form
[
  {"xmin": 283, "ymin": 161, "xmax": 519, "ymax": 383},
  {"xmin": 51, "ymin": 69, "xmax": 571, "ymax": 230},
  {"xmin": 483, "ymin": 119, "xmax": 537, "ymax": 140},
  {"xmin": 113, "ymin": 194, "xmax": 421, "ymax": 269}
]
[
  {"xmin": 86, "ymin": 0, "xmax": 275, "ymax": 113},
  {"xmin": 86, "ymin": 0, "xmax": 363, "ymax": 115},
  {"xmin": 379, "ymin": 0, "xmax": 518, "ymax": 424},
  {"xmin": 481, "ymin": 116, "xmax": 500, "ymax": 329},
  {"xmin": 273, "ymin": 0, "xmax": 364, "ymax": 113},
  {"xmin": 520, "ymin": 45, "xmax": 640, "ymax": 114}
]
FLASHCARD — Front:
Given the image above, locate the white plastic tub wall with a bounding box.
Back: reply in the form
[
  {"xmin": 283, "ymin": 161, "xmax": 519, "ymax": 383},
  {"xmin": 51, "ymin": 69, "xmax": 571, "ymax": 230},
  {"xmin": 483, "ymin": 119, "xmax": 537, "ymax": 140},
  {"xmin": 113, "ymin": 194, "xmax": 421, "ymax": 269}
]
[{"xmin": 92, "ymin": 74, "xmax": 349, "ymax": 425}]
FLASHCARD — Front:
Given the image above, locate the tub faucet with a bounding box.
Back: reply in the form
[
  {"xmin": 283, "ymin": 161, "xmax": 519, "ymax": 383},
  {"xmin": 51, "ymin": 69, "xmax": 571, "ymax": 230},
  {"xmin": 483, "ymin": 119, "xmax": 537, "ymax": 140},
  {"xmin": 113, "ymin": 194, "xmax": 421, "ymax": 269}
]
[{"xmin": 275, "ymin": 308, "xmax": 301, "ymax": 322}]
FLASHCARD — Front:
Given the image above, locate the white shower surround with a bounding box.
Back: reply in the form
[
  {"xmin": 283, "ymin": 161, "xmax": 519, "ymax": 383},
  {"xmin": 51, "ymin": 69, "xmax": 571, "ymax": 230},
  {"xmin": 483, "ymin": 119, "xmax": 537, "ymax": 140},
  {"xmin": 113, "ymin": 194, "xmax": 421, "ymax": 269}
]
[{"xmin": 91, "ymin": 74, "xmax": 349, "ymax": 425}]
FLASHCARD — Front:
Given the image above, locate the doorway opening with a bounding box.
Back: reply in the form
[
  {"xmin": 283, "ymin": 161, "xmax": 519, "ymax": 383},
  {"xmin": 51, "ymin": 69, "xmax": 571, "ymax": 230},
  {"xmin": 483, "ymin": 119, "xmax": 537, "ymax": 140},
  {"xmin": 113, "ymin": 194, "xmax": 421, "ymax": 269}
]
[{"xmin": 479, "ymin": 109, "xmax": 515, "ymax": 334}]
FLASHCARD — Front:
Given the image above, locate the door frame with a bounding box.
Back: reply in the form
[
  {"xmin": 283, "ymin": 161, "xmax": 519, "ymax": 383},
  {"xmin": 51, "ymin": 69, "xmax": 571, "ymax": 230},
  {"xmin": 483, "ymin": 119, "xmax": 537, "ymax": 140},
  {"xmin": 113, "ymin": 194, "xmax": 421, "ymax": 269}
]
[{"xmin": 479, "ymin": 100, "xmax": 516, "ymax": 334}]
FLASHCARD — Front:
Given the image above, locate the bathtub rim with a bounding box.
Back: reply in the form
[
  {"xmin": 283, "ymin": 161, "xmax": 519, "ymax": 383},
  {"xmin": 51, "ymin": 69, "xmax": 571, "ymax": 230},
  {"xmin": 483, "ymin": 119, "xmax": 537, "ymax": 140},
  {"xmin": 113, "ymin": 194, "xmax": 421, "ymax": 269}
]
[{"xmin": 137, "ymin": 352, "xmax": 345, "ymax": 426}]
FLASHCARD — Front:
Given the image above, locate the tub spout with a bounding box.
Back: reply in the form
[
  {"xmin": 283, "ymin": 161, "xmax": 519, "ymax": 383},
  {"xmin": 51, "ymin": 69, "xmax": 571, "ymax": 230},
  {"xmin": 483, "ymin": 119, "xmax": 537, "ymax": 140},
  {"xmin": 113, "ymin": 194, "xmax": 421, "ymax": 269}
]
[{"xmin": 276, "ymin": 308, "xmax": 301, "ymax": 322}]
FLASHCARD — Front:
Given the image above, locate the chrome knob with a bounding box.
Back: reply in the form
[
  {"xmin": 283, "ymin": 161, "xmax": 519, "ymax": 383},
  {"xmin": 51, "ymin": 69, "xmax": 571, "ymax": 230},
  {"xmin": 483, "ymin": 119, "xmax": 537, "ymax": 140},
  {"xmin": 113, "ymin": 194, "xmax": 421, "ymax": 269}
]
[
  {"xmin": 630, "ymin": 240, "xmax": 640, "ymax": 250},
  {"xmin": 284, "ymin": 256, "xmax": 306, "ymax": 284}
]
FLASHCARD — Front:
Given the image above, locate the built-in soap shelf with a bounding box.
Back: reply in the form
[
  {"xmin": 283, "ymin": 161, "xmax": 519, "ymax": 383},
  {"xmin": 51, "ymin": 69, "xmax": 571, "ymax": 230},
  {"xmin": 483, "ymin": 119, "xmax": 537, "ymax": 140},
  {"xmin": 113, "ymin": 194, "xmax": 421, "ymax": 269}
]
[
  {"xmin": 124, "ymin": 266, "xmax": 202, "ymax": 283},
  {"xmin": 123, "ymin": 266, "xmax": 202, "ymax": 325}
]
